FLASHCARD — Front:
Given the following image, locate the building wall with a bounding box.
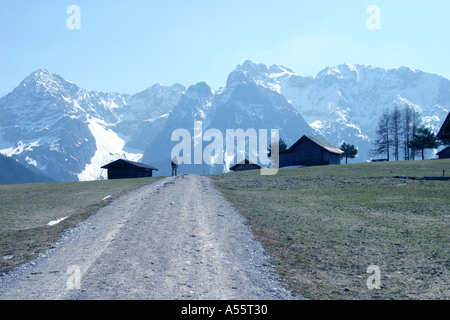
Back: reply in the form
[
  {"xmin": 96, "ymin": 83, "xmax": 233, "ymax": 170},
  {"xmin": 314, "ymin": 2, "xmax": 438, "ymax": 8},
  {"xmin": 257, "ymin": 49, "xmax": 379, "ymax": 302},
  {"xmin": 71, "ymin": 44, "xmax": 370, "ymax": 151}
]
[
  {"xmin": 438, "ymin": 148, "xmax": 450, "ymax": 159},
  {"xmin": 231, "ymin": 164, "xmax": 261, "ymax": 171},
  {"xmin": 106, "ymin": 162, "xmax": 153, "ymax": 179},
  {"xmin": 324, "ymin": 152, "xmax": 341, "ymax": 165},
  {"xmin": 280, "ymin": 139, "xmax": 341, "ymax": 167}
]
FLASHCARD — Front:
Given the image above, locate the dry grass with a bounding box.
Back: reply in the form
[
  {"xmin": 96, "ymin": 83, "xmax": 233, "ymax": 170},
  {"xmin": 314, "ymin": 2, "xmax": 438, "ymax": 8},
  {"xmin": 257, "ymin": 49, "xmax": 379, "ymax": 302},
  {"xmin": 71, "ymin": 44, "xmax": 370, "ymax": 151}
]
[{"xmin": 212, "ymin": 159, "xmax": 450, "ymax": 300}]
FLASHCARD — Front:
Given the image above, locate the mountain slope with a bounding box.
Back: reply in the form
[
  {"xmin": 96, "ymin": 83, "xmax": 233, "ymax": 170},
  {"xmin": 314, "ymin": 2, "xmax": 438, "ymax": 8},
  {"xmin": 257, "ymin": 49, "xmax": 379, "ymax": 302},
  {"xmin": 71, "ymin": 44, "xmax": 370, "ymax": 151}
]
[
  {"xmin": 211, "ymin": 61, "xmax": 314, "ymax": 146},
  {"xmin": 0, "ymin": 69, "xmax": 183, "ymax": 181},
  {"xmin": 142, "ymin": 62, "xmax": 316, "ymax": 175},
  {"xmin": 142, "ymin": 82, "xmax": 216, "ymax": 175},
  {"xmin": 0, "ymin": 153, "xmax": 54, "ymax": 184}
]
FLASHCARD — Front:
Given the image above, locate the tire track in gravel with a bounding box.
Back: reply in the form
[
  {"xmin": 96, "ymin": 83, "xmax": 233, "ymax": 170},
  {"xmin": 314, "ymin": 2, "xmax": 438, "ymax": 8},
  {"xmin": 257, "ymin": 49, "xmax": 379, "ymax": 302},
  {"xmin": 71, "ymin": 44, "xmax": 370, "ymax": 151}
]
[{"xmin": 0, "ymin": 174, "xmax": 302, "ymax": 300}]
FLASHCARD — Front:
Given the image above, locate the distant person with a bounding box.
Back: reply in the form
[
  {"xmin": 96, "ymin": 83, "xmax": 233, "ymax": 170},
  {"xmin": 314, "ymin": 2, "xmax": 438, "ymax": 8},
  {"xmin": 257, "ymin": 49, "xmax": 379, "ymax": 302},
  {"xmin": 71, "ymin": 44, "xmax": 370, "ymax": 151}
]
[{"xmin": 171, "ymin": 157, "xmax": 178, "ymax": 176}]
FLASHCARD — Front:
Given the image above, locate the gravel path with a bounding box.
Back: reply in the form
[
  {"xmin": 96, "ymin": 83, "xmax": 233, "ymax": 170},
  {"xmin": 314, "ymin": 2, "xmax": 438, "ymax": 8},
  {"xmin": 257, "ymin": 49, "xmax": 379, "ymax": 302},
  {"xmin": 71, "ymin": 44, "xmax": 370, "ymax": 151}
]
[{"xmin": 0, "ymin": 174, "xmax": 302, "ymax": 300}]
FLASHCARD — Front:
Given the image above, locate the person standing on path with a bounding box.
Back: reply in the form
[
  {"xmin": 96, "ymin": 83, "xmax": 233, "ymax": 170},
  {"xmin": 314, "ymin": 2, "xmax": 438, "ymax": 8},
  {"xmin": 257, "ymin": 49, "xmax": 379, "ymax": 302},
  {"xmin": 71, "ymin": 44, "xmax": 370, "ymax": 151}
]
[{"xmin": 171, "ymin": 157, "xmax": 178, "ymax": 176}]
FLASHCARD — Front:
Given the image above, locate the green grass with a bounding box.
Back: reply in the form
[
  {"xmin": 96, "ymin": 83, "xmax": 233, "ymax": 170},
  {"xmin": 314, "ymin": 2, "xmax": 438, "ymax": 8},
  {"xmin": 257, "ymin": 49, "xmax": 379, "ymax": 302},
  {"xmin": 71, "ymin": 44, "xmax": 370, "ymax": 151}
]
[
  {"xmin": 212, "ymin": 159, "xmax": 450, "ymax": 300},
  {"xmin": 0, "ymin": 177, "xmax": 161, "ymax": 274}
]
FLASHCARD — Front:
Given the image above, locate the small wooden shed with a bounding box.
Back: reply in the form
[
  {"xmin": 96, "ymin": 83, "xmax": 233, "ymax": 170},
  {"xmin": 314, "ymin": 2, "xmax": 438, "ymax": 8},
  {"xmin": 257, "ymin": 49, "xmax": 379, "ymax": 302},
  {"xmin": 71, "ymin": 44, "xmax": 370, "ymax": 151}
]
[
  {"xmin": 229, "ymin": 159, "xmax": 262, "ymax": 171},
  {"xmin": 436, "ymin": 147, "xmax": 450, "ymax": 159},
  {"xmin": 101, "ymin": 159, "xmax": 158, "ymax": 179},
  {"xmin": 279, "ymin": 135, "xmax": 344, "ymax": 167}
]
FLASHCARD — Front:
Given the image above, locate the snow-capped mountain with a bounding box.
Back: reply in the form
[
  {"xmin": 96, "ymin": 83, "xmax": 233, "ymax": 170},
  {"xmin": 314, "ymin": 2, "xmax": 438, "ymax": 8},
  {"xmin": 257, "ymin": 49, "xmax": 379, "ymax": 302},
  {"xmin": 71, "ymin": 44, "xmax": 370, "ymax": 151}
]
[
  {"xmin": 142, "ymin": 62, "xmax": 315, "ymax": 176},
  {"xmin": 271, "ymin": 63, "xmax": 450, "ymax": 160},
  {"xmin": 142, "ymin": 81, "xmax": 216, "ymax": 175},
  {"xmin": 1, "ymin": 61, "xmax": 449, "ymax": 182},
  {"xmin": 0, "ymin": 68, "xmax": 183, "ymax": 181},
  {"xmin": 211, "ymin": 60, "xmax": 313, "ymax": 145},
  {"xmin": 118, "ymin": 82, "xmax": 186, "ymax": 149}
]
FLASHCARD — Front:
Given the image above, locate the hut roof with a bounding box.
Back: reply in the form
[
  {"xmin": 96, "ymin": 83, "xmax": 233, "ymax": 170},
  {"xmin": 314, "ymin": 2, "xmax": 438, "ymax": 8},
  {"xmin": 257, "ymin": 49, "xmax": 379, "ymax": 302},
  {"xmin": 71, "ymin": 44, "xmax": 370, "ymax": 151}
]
[
  {"xmin": 282, "ymin": 135, "xmax": 344, "ymax": 155},
  {"xmin": 436, "ymin": 146, "xmax": 450, "ymax": 155},
  {"xmin": 437, "ymin": 112, "xmax": 450, "ymax": 140},
  {"xmin": 229, "ymin": 159, "xmax": 262, "ymax": 171},
  {"xmin": 101, "ymin": 159, "xmax": 158, "ymax": 170}
]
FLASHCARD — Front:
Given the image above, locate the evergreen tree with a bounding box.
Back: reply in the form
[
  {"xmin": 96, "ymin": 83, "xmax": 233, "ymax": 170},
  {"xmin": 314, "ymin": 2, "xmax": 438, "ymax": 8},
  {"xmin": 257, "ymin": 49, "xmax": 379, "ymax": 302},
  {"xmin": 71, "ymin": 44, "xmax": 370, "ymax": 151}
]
[
  {"xmin": 402, "ymin": 105, "xmax": 413, "ymax": 160},
  {"xmin": 409, "ymin": 108, "xmax": 422, "ymax": 160},
  {"xmin": 407, "ymin": 127, "xmax": 439, "ymax": 160},
  {"xmin": 340, "ymin": 142, "xmax": 358, "ymax": 164},
  {"xmin": 267, "ymin": 138, "xmax": 287, "ymax": 157}
]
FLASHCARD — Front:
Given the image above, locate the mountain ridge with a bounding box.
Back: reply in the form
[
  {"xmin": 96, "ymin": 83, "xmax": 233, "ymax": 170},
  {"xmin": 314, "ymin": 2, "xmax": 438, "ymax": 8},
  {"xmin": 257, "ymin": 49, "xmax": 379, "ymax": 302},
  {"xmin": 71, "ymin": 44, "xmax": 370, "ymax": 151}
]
[{"xmin": 1, "ymin": 61, "xmax": 448, "ymax": 182}]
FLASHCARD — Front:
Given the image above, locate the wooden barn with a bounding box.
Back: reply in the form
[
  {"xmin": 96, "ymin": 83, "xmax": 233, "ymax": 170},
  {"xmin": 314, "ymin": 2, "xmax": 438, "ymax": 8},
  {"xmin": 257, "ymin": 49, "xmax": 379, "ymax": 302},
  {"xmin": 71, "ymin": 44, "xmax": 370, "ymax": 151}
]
[
  {"xmin": 436, "ymin": 147, "xmax": 450, "ymax": 159},
  {"xmin": 436, "ymin": 112, "xmax": 450, "ymax": 140},
  {"xmin": 279, "ymin": 135, "xmax": 344, "ymax": 167},
  {"xmin": 229, "ymin": 159, "xmax": 262, "ymax": 172},
  {"xmin": 101, "ymin": 159, "xmax": 158, "ymax": 179}
]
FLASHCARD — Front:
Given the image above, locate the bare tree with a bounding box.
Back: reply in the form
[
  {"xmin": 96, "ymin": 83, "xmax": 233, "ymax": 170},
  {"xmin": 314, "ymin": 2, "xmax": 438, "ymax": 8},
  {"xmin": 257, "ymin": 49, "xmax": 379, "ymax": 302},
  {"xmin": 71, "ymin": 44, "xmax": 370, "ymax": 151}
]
[
  {"xmin": 390, "ymin": 106, "xmax": 401, "ymax": 161},
  {"xmin": 401, "ymin": 105, "xmax": 422, "ymax": 160},
  {"xmin": 372, "ymin": 110, "xmax": 391, "ymax": 161}
]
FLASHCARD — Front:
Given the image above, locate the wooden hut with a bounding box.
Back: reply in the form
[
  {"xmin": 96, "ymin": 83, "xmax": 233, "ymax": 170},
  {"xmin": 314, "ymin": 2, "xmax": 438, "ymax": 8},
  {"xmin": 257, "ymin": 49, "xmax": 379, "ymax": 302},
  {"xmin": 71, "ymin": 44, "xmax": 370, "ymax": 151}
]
[
  {"xmin": 279, "ymin": 135, "xmax": 344, "ymax": 167},
  {"xmin": 436, "ymin": 147, "xmax": 450, "ymax": 159},
  {"xmin": 229, "ymin": 159, "xmax": 262, "ymax": 171},
  {"xmin": 437, "ymin": 112, "xmax": 450, "ymax": 140},
  {"xmin": 101, "ymin": 159, "xmax": 158, "ymax": 179}
]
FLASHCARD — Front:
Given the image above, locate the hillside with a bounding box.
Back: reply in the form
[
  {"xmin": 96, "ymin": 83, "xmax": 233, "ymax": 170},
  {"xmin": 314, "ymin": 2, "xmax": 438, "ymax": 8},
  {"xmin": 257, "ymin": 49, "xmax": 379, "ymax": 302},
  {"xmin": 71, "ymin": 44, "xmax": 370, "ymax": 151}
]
[{"xmin": 0, "ymin": 154, "xmax": 53, "ymax": 184}]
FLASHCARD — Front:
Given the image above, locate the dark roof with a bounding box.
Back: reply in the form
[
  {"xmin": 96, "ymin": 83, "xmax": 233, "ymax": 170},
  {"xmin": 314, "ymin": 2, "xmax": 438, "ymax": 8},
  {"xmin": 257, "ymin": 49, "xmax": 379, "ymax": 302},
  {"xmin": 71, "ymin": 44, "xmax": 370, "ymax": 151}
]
[
  {"xmin": 436, "ymin": 146, "xmax": 450, "ymax": 155},
  {"xmin": 437, "ymin": 112, "xmax": 450, "ymax": 140},
  {"xmin": 282, "ymin": 135, "xmax": 344, "ymax": 155},
  {"xmin": 101, "ymin": 159, "xmax": 158, "ymax": 170},
  {"xmin": 229, "ymin": 159, "xmax": 262, "ymax": 171}
]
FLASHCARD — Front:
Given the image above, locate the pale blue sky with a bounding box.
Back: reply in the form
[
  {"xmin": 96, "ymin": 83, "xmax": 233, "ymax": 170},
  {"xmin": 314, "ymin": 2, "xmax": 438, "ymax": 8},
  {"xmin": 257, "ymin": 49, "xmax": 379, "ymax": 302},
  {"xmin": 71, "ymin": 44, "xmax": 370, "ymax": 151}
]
[{"xmin": 1, "ymin": 0, "xmax": 449, "ymax": 97}]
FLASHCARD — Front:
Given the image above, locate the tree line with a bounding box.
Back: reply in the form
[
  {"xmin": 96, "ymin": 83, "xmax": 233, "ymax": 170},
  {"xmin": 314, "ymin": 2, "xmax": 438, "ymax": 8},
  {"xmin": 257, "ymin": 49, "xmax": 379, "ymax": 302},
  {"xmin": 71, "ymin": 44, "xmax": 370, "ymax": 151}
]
[
  {"xmin": 266, "ymin": 105, "xmax": 448, "ymax": 165},
  {"xmin": 371, "ymin": 105, "xmax": 442, "ymax": 161}
]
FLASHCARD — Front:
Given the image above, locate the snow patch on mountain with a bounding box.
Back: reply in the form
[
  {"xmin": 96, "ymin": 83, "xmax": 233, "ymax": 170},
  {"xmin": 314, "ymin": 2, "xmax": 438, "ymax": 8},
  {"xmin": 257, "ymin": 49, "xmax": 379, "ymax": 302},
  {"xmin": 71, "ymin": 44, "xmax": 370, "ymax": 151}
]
[
  {"xmin": 0, "ymin": 140, "xmax": 41, "ymax": 157},
  {"xmin": 145, "ymin": 113, "xmax": 170, "ymax": 123},
  {"xmin": 77, "ymin": 117, "xmax": 142, "ymax": 181}
]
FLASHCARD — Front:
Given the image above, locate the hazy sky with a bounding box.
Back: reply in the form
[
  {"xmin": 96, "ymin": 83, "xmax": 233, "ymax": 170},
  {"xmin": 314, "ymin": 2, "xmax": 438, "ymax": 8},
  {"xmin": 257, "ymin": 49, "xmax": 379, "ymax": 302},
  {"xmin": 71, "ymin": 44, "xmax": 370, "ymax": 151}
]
[{"xmin": 1, "ymin": 0, "xmax": 449, "ymax": 97}]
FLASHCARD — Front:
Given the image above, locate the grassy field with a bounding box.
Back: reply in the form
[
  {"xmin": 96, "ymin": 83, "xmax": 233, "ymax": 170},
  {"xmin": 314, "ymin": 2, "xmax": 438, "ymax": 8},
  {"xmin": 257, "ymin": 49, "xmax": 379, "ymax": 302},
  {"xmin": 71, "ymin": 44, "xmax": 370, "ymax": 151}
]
[
  {"xmin": 212, "ymin": 159, "xmax": 450, "ymax": 300},
  {"xmin": 0, "ymin": 177, "xmax": 161, "ymax": 274}
]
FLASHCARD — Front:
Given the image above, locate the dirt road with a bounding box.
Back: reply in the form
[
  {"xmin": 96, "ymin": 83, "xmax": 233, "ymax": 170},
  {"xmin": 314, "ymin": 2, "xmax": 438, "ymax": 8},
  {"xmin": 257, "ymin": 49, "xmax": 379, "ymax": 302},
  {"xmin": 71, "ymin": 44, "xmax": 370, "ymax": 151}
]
[{"xmin": 0, "ymin": 174, "xmax": 301, "ymax": 300}]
